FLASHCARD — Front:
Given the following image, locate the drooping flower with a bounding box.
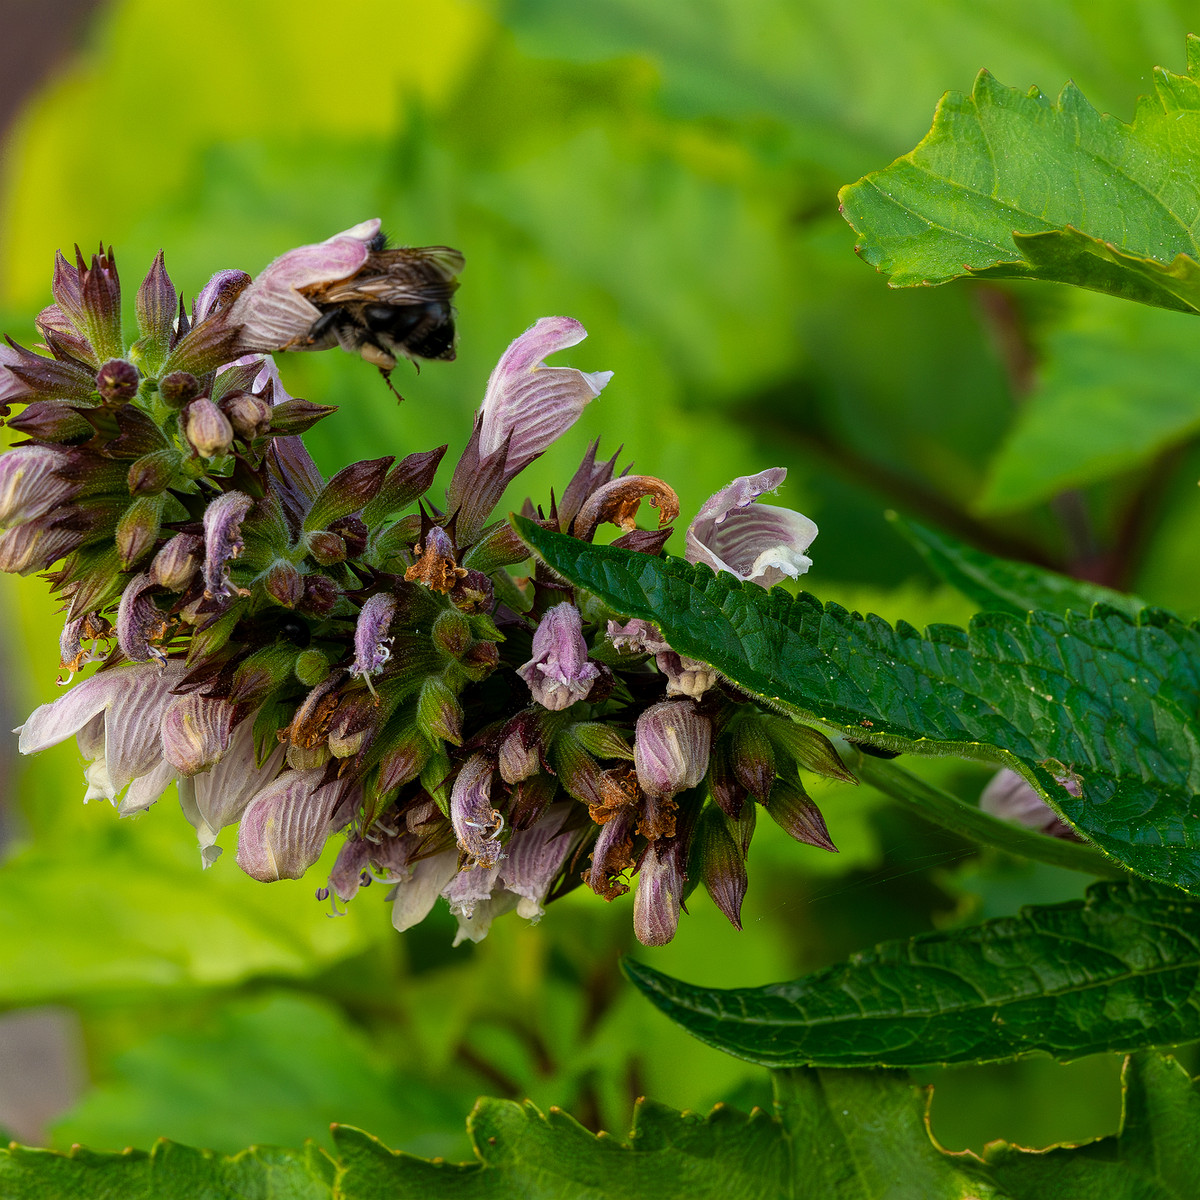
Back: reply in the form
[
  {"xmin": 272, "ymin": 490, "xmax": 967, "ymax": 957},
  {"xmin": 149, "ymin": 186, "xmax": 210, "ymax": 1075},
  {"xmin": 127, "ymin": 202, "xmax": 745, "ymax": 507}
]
[
  {"xmin": 16, "ymin": 661, "xmax": 189, "ymax": 807},
  {"xmin": 202, "ymin": 490, "xmax": 254, "ymax": 598},
  {"xmin": 607, "ymin": 618, "xmax": 717, "ymax": 700},
  {"xmin": 517, "ymin": 602, "xmax": 600, "ymax": 711},
  {"xmin": 450, "ymin": 754, "xmax": 504, "ymax": 868},
  {"xmin": 686, "ymin": 468, "xmax": 817, "ymax": 587}
]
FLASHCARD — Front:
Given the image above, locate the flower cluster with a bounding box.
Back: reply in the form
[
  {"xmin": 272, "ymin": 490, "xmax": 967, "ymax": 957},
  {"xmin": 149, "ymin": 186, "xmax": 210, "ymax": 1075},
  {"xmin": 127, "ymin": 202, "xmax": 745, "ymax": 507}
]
[{"xmin": 6, "ymin": 221, "xmax": 840, "ymax": 946}]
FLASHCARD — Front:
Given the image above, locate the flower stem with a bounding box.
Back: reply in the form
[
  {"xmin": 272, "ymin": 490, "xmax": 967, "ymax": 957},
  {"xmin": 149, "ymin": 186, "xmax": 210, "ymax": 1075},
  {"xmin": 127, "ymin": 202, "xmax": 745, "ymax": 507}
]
[{"xmin": 847, "ymin": 751, "xmax": 1129, "ymax": 879}]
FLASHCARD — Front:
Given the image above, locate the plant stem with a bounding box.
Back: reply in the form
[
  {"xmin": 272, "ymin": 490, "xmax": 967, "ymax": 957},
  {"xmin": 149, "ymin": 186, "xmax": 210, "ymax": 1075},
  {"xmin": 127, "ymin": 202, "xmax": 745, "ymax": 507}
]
[{"xmin": 848, "ymin": 751, "xmax": 1129, "ymax": 879}]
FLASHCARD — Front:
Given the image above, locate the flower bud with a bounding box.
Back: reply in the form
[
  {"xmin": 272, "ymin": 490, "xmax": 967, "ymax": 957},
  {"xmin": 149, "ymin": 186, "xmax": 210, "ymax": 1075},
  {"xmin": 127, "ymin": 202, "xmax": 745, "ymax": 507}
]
[
  {"xmin": 135, "ymin": 250, "xmax": 176, "ymax": 367},
  {"xmin": 150, "ymin": 533, "xmax": 202, "ymax": 591},
  {"xmin": 183, "ymin": 398, "xmax": 234, "ymax": 458},
  {"xmin": 731, "ymin": 716, "xmax": 776, "ymax": 801},
  {"xmin": 159, "ymin": 370, "xmax": 200, "ymax": 408},
  {"xmin": 219, "ymin": 390, "xmax": 271, "ymax": 439},
  {"xmin": 298, "ymin": 573, "xmax": 339, "ymax": 617},
  {"xmin": 294, "ymin": 648, "xmax": 330, "ymax": 688},
  {"xmin": 549, "ymin": 728, "xmax": 603, "ymax": 807},
  {"xmin": 499, "ymin": 726, "xmax": 541, "ymax": 784},
  {"xmin": 264, "ymin": 560, "xmax": 304, "ymax": 608},
  {"xmin": 230, "ymin": 643, "xmax": 301, "ymax": 702},
  {"xmin": 634, "ymin": 700, "xmax": 712, "ymax": 800},
  {"xmin": 706, "ymin": 739, "xmax": 748, "ymax": 819},
  {"xmin": 378, "ymin": 727, "xmax": 432, "ymax": 793},
  {"xmin": 115, "ymin": 495, "xmax": 162, "ymax": 569},
  {"xmin": 418, "ymin": 676, "xmax": 463, "ymax": 745},
  {"xmin": 695, "ymin": 806, "xmax": 747, "ymax": 931},
  {"xmin": 127, "ymin": 449, "xmax": 177, "ymax": 496},
  {"xmin": 765, "ymin": 778, "xmax": 836, "ymax": 851},
  {"xmin": 307, "ymin": 530, "xmax": 347, "ymax": 565},
  {"xmin": 96, "ymin": 358, "xmax": 139, "ymax": 402},
  {"xmin": 432, "ymin": 608, "xmax": 472, "ymax": 659}
]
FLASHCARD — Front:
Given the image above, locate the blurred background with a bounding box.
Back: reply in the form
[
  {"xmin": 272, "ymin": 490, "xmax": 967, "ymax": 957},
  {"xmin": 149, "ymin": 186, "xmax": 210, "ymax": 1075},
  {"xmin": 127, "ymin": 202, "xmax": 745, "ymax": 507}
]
[{"xmin": 1, "ymin": 0, "xmax": 1197, "ymax": 1160}]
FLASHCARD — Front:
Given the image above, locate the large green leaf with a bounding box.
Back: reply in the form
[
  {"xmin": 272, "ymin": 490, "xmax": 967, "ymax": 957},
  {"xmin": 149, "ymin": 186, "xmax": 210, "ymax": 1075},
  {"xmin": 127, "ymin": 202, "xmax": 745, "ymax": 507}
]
[
  {"xmin": 889, "ymin": 513, "xmax": 1148, "ymax": 619},
  {"xmin": 513, "ymin": 519, "xmax": 1200, "ymax": 890},
  {"xmin": 839, "ymin": 36, "xmax": 1200, "ymax": 311},
  {"xmin": 983, "ymin": 1052, "xmax": 1200, "ymax": 1199},
  {"xmin": 0, "ymin": 1140, "xmax": 334, "ymax": 1200},
  {"xmin": 623, "ymin": 880, "xmax": 1200, "ymax": 1069}
]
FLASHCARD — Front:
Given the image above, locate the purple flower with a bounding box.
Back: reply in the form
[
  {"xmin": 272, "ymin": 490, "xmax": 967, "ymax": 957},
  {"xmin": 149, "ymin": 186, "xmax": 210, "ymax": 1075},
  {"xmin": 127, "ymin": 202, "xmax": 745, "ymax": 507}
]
[
  {"xmin": 450, "ymin": 753, "xmax": 504, "ymax": 868},
  {"xmin": 17, "ymin": 661, "xmax": 188, "ymax": 806},
  {"xmin": 202, "ymin": 490, "xmax": 254, "ymax": 598},
  {"xmin": 350, "ymin": 592, "xmax": 396, "ymax": 694},
  {"xmin": 477, "ymin": 317, "xmax": 612, "ymax": 469},
  {"xmin": 633, "ymin": 700, "xmax": 712, "ymax": 800},
  {"xmin": 517, "ymin": 602, "xmax": 600, "ymax": 711},
  {"xmin": 235, "ymin": 769, "xmax": 352, "ymax": 881},
  {"xmin": 226, "ymin": 220, "xmax": 379, "ymax": 353},
  {"xmin": 686, "ymin": 469, "xmax": 817, "ymax": 588},
  {"xmin": 607, "ymin": 619, "xmax": 716, "ymax": 700}
]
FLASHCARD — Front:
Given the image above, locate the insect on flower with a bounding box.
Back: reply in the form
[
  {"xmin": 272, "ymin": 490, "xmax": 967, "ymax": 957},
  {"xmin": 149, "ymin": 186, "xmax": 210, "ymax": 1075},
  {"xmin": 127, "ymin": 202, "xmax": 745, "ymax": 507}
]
[
  {"xmin": 228, "ymin": 219, "xmax": 464, "ymax": 398},
  {"xmin": 299, "ymin": 233, "xmax": 462, "ymax": 382}
]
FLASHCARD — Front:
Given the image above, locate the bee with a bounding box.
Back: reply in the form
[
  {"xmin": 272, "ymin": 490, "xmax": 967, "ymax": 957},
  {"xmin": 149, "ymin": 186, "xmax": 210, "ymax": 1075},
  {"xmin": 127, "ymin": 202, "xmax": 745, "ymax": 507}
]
[{"xmin": 299, "ymin": 232, "xmax": 464, "ymax": 396}]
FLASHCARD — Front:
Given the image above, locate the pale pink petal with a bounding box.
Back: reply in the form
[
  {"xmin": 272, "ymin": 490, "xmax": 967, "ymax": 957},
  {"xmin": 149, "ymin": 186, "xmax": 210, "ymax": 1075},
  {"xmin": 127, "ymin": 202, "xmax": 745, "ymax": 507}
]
[
  {"xmin": 235, "ymin": 769, "xmax": 348, "ymax": 881},
  {"xmin": 686, "ymin": 469, "xmax": 817, "ymax": 588},
  {"xmin": 160, "ymin": 692, "xmax": 238, "ymax": 775},
  {"xmin": 478, "ymin": 317, "xmax": 611, "ymax": 464},
  {"xmin": 391, "ymin": 851, "xmax": 459, "ymax": 932}
]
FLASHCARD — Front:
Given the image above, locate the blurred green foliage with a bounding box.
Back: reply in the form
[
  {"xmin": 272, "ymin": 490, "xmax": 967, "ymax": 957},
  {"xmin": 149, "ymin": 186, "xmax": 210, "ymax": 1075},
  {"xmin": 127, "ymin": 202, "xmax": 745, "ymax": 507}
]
[{"xmin": 1, "ymin": 0, "xmax": 1196, "ymax": 1163}]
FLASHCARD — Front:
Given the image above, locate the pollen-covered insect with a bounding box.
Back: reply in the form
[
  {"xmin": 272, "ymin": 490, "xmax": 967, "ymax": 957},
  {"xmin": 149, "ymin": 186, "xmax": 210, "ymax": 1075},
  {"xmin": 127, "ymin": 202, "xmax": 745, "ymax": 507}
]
[
  {"xmin": 300, "ymin": 232, "xmax": 464, "ymax": 372},
  {"xmin": 227, "ymin": 220, "xmax": 464, "ymax": 399}
]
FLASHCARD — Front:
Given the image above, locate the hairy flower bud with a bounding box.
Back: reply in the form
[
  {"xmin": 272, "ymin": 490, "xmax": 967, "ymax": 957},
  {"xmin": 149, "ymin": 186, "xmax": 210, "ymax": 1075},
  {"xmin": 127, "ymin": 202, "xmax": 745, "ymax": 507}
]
[
  {"xmin": 731, "ymin": 717, "xmax": 776, "ymax": 801},
  {"xmin": 268, "ymin": 399, "xmax": 338, "ymax": 435},
  {"xmin": 293, "ymin": 649, "xmax": 330, "ymax": 688},
  {"xmin": 5, "ymin": 400, "xmax": 92, "ymax": 443},
  {"xmin": 96, "ymin": 358, "xmax": 139, "ymax": 402},
  {"xmin": 518, "ymin": 602, "xmax": 599, "ymax": 712},
  {"xmin": 127, "ymin": 449, "xmax": 176, "ymax": 497},
  {"xmin": 418, "ymin": 676, "xmax": 464, "ymax": 745},
  {"xmin": 115, "ymin": 495, "xmax": 162, "ymax": 569},
  {"xmin": 307, "ymin": 530, "xmax": 347, "ymax": 565},
  {"xmin": 431, "ymin": 608, "xmax": 472, "ymax": 659},
  {"xmin": 634, "ymin": 700, "xmax": 712, "ymax": 800},
  {"xmin": 299, "ymin": 573, "xmax": 339, "ymax": 617},
  {"xmin": 150, "ymin": 533, "xmax": 202, "ymax": 591},
  {"xmin": 159, "ymin": 370, "xmax": 200, "ymax": 408},
  {"xmin": 304, "ymin": 456, "xmax": 393, "ymax": 532},
  {"xmin": 499, "ymin": 725, "xmax": 541, "ymax": 785},
  {"xmin": 183, "ymin": 398, "xmax": 234, "ymax": 458},
  {"xmin": 220, "ymin": 390, "xmax": 272, "ymax": 440},
  {"xmin": 264, "ymin": 560, "xmax": 304, "ymax": 608}
]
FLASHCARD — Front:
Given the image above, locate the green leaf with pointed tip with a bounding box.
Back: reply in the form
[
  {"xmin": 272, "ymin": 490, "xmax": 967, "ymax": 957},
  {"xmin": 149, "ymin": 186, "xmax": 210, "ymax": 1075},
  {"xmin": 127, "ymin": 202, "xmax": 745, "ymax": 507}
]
[
  {"xmin": 623, "ymin": 880, "xmax": 1200, "ymax": 1069},
  {"xmin": 0, "ymin": 1139, "xmax": 334, "ymax": 1200},
  {"xmin": 984, "ymin": 1052, "xmax": 1200, "ymax": 1199},
  {"xmin": 839, "ymin": 36, "xmax": 1200, "ymax": 311},
  {"xmin": 889, "ymin": 513, "xmax": 1148, "ymax": 620},
  {"xmin": 511, "ymin": 518, "xmax": 1200, "ymax": 890}
]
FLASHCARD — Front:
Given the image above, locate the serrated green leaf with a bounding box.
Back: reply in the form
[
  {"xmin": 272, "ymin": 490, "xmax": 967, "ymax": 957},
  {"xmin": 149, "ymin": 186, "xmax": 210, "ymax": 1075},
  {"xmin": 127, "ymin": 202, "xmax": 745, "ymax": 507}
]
[
  {"xmin": 0, "ymin": 1139, "xmax": 334, "ymax": 1200},
  {"xmin": 512, "ymin": 519, "xmax": 1200, "ymax": 890},
  {"xmin": 983, "ymin": 1052, "xmax": 1200, "ymax": 1199},
  {"xmin": 839, "ymin": 37, "xmax": 1200, "ymax": 311},
  {"xmin": 889, "ymin": 513, "xmax": 1148, "ymax": 620},
  {"xmin": 623, "ymin": 880, "xmax": 1200, "ymax": 1069}
]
